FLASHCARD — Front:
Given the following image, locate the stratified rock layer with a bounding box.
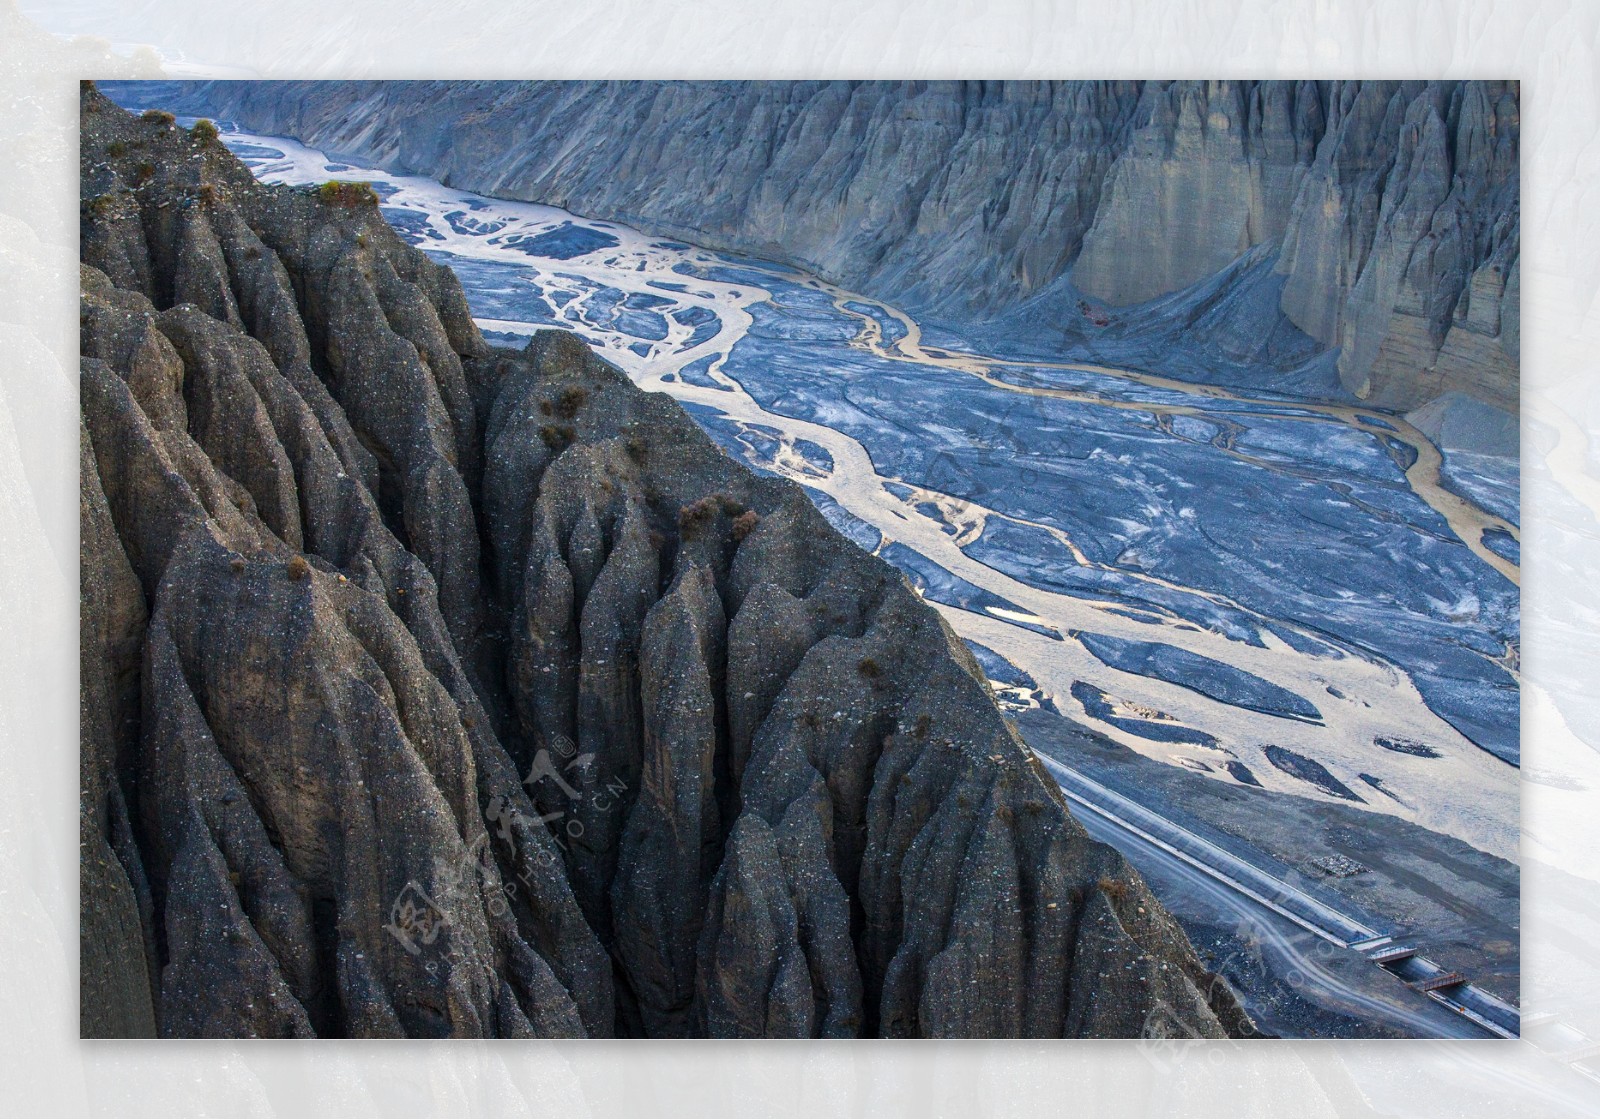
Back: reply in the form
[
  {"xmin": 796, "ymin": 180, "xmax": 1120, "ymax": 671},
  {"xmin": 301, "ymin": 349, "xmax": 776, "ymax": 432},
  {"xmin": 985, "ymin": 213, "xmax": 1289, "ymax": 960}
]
[
  {"xmin": 151, "ymin": 79, "xmax": 1519, "ymax": 412},
  {"xmin": 78, "ymin": 85, "xmax": 1247, "ymax": 1039}
]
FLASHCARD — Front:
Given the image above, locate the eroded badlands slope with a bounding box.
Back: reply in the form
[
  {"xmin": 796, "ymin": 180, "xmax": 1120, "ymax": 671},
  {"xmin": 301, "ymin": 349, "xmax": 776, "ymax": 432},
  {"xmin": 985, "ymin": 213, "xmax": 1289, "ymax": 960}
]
[{"xmin": 77, "ymin": 86, "xmax": 1247, "ymax": 1039}]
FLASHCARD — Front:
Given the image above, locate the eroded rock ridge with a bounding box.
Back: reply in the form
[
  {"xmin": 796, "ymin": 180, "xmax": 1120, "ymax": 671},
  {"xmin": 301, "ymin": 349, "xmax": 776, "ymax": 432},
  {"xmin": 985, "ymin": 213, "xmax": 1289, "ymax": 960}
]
[{"xmin": 78, "ymin": 86, "xmax": 1247, "ymax": 1039}]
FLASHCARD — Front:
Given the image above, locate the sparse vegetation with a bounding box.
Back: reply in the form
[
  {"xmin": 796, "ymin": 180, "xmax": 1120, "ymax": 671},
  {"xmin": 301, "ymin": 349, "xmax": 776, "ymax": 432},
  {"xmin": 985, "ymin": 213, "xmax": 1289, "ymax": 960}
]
[
  {"xmin": 315, "ymin": 180, "xmax": 379, "ymax": 208},
  {"xmin": 857, "ymin": 657, "xmax": 883, "ymax": 681},
  {"xmin": 913, "ymin": 713, "xmax": 932, "ymax": 739},
  {"xmin": 539, "ymin": 423, "xmax": 575, "ymax": 450},
  {"xmin": 551, "ymin": 384, "xmax": 588, "ymax": 419},
  {"xmin": 678, "ymin": 495, "xmax": 735, "ymax": 538},
  {"xmin": 141, "ymin": 109, "xmax": 175, "ymax": 126},
  {"xmin": 105, "ymin": 140, "xmax": 127, "ymax": 158},
  {"xmin": 286, "ymin": 555, "xmax": 310, "ymax": 581},
  {"xmin": 1096, "ymin": 875, "xmax": 1130, "ymax": 904},
  {"xmin": 132, "ymin": 162, "xmax": 155, "ymax": 185},
  {"xmin": 679, "ymin": 491, "xmax": 747, "ymax": 542},
  {"xmin": 191, "ymin": 118, "xmax": 219, "ymax": 145},
  {"xmin": 197, "ymin": 183, "xmax": 218, "ymax": 206},
  {"xmin": 731, "ymin": 509, "xmax": 760, "ymax": 541}
]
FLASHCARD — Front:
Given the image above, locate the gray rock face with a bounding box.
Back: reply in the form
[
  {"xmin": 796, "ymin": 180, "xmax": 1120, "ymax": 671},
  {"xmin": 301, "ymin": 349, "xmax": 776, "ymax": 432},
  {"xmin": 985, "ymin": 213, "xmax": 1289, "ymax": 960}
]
[
  {"xmin": 1072, "ymin": 81, "xmax": 1319, "ymax": 306},
  {"xmin": 151, "ymin": 78, "xmax": 1518, "ymax": 411},
  {"xmin": 78, "ymin": 85, "xmax": 1247, "ymax": 1039},
  {"xmin": 1275, "ymin": 81, "xmax": 1519, "ymax": 410}
]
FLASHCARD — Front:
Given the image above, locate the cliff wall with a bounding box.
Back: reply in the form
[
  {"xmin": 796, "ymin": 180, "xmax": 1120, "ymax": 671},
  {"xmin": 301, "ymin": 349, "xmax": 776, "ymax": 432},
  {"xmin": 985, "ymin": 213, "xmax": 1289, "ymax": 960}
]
[{"xmin": 154, "ymin": 79, "xmax": 1520, "ymax": 411}]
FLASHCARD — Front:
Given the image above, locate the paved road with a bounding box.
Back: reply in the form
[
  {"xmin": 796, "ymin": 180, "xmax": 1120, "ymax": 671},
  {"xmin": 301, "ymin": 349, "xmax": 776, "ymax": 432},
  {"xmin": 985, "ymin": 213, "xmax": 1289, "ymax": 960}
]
[{"xmin": 1036, "ymin": 754, "xmax": 1504, "ymax": 1039}]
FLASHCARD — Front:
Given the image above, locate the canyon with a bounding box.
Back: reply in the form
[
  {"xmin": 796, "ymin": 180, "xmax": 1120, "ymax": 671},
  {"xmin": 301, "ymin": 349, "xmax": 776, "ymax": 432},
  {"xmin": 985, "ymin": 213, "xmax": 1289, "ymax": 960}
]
[
  {"xmin": 77, "ymin": 85, "xmax": 1249, "ymax": 1039},
  {"xmin": 153, "ymin": 80, "xmax": 1520, "ymax": 415}
]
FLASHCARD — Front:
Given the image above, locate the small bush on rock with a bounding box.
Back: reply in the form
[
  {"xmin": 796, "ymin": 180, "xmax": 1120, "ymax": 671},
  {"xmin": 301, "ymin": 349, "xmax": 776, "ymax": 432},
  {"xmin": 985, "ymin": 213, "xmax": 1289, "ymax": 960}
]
[
  {"xmin": 731, "ymin": 509, "xmax": 760, "ymax": 541},
  {"xmin": 315, "ymin": 180, "xmax": 379, "ymax": 208},
  {"xmin": 677, "ymin": 496, "xmax": 720, "ymax": 537},
  {"xmin": 539, "ymin": 424, "xmax": 575, "ymax": 450},
  {"xmin": 1097, "ymin": 876, "xmax": 1130, "ymax": 903},
  {"xmin": 552, "ymin": 385, "xmax": 588, "ymax": 420}
]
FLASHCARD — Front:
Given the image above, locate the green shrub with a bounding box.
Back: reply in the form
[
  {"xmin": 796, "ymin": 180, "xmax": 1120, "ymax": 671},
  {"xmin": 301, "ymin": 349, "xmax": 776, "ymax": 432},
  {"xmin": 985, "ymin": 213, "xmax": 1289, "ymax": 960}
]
[
  {"xmin": 141, "ymin": 108, "xmax": 175, "ymax": 126},
  {"xmin": 191, "ymin": 118, "xmax": 219, "ymax": 145}
]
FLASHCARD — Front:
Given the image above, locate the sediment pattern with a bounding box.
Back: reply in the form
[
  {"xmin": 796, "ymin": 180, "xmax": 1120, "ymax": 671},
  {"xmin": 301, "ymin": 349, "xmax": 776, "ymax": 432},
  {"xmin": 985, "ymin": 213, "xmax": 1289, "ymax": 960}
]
[
  {"xmin": 77, "ymin": 86, "xmax": 1247, "ymax": 1039},
  {"xmin": 154, "ymin": 79, "xmax": 1519, "ymax": 412}
]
